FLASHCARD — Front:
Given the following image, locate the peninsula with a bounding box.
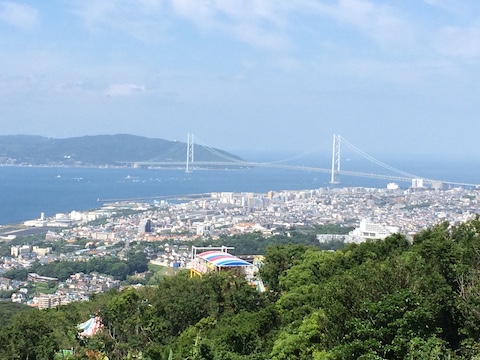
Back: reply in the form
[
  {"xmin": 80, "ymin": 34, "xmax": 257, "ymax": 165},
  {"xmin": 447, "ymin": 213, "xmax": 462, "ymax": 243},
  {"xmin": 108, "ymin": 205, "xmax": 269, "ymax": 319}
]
[{"xmin": 0, "ymin": 134, "xmax": 243, "ymax": 167}]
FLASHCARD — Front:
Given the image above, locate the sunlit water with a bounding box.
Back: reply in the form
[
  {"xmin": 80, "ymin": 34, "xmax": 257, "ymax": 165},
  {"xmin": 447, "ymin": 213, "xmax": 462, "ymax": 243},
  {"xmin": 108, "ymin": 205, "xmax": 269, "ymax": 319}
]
[{"xmin": 1, "ymin": 156, "xmax": 478, "ymax": 225}]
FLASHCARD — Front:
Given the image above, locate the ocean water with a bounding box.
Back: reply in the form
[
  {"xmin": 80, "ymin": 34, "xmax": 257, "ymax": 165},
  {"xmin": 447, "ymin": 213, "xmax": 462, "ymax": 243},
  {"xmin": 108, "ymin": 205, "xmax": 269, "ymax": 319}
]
[{"xmin": 0, "ymin": 156, "xmax": 479, "ymax": 225}]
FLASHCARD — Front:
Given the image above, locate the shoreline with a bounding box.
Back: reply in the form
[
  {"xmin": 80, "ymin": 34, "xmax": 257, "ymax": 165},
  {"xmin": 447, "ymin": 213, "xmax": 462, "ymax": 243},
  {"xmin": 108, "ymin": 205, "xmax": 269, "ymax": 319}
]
[{"xmin": 0, "ymin": 226, "xmax": 60, "ymax": 239}]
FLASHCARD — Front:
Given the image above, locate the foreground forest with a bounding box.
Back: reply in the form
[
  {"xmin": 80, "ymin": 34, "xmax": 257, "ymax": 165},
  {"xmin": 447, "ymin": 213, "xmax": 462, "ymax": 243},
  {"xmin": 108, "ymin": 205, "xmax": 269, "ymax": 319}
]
[{"xmin": 3, "ymin": 218, "xmax": 480, "ymax": 359}]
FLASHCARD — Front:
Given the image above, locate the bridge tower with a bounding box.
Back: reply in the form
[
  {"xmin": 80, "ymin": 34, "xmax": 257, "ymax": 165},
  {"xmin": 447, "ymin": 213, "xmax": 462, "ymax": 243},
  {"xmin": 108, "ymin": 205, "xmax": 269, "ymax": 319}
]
[
  {"xmin": 330, "ymin": 134, "xmax": 341, "ymax": 184},
  {"xmin": 186, "ymin": 133, "xmax": 194, "ymax": 173}
]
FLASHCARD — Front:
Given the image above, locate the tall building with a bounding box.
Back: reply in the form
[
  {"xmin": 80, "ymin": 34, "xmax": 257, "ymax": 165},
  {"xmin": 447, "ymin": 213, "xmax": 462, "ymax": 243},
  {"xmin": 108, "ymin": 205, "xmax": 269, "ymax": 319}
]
[
  {"xmin": 138, "ymin": 219, "xmax": 152, "ymax": 233},
  {"xmin": 10, "ymin": 245, "xmax": 32, "ymax": 257},
  {"xmin": 412, "ymin": 178, "xmax": 424, "ymax": 188}
]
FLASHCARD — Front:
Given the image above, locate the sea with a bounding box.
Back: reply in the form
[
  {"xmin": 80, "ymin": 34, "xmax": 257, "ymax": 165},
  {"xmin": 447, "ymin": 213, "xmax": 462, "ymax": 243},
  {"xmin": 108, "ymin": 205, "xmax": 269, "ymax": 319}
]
[{"xmin": 1, "ymin": 155, "xmax": 479, "ymax": 226}]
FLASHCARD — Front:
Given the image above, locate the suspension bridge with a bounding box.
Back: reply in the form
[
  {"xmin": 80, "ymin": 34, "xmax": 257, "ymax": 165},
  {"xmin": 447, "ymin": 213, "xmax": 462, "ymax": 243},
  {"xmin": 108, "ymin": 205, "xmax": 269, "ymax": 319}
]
[{"xmin": 129, "ymin": 134, "xmax": 479, "ymax": 188}]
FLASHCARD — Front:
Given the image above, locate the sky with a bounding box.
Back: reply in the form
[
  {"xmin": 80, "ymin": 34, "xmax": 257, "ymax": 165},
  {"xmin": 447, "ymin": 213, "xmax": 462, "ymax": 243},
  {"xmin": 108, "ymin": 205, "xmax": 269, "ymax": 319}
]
[{"xmin": 1, "ymin": 0, "xmax": 480, "ymax": 160}]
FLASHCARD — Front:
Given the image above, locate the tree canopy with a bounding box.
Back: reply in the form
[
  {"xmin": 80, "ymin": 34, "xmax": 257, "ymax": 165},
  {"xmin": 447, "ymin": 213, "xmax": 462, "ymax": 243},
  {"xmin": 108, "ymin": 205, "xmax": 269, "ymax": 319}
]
[{"xmin": 4, "ymin": 218, "xmax": 480, "ymax": 359}]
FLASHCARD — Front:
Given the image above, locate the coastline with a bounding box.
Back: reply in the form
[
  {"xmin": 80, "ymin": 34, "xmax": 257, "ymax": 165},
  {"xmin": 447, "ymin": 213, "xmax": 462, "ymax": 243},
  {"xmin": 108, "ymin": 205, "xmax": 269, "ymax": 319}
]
[{"xmin": 1, "ymin": 162, "xmax": 479, "ymax": 228}]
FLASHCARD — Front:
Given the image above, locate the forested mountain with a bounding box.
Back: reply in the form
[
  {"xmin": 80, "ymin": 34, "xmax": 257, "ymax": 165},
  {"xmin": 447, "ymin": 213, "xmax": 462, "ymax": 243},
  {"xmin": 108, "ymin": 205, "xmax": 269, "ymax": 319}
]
[
  {"xmin": 0, "ymin": 134, "xmax": 243, "ymax": 166},
  {"xmin": 3, "ymin": 218, "xmax": 480, "ymax": 359}
]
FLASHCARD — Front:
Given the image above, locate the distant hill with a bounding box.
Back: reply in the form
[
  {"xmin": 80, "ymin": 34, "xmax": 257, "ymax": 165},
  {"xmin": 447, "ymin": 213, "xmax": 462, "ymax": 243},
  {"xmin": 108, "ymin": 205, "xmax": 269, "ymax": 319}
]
[{"xmin": 0, "ymin": 134, "xmax": 243, "ymax": 166}]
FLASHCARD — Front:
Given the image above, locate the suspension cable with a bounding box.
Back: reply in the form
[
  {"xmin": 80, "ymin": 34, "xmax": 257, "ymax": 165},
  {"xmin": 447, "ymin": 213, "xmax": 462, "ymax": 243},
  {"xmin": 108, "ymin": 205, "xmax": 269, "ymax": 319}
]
[{"xmin": 340, "ymin": 137, "xmax": 421, "ymax": 179}]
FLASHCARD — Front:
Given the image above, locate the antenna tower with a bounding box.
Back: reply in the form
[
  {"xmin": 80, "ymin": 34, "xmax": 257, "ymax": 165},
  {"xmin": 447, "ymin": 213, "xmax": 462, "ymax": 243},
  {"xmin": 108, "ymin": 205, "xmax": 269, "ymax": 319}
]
[{"xmin": 330, "ymin": 134, "xmax": 341, "ymax": 184}]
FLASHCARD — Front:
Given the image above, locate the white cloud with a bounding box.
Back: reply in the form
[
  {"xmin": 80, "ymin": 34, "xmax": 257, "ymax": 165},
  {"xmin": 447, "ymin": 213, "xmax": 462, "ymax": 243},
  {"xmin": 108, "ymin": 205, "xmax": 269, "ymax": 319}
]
[
  {"xmin": 170, "ymin": 0, "xmax": 286, "ymax": 28},
  {"xmin": 0, "ymin": 74, "xmax": 43, "ymax": 93},
  {"xmin": 422, "ymin": 0, "xmax": 471, "ymax": 15},
  {"xmin": 71, "ymin": 0, "xmax": 480, "ymax": 64},
  {"xmin": 302, "ymin": 0, "xmax": 415, "ymax": 47},
  {"xmin": 423, "ymin": 0, "xmax": 449, "ymax": 7},
  {"xmin": 73, "ymin": 0, "xmax": 168, "ymax": 42},
  {"xmin": 71, "ymin": 0, "xmax": 425, "ymax": 55},
  {"xmin": 74, "ymin": 1, "xmax": 116, "ymax": 28},
  {"xmin": 105, "ymin": 83, "xmax": 146, "ymax": 96},
  {"xmin": 74, "ymin": 0, "xmax": 292, "ymax": 50},
  {"xmin": 55, "ymin": 79, "xmax": 107, "ymax": 93},
  {"xmin": 170, "ymin": 0, "xmax": 292, "ymax": 50},
  {"xmin": 435, "ymin": 22, "xmax": 480, "ymax": 58},
  {"xmin": 0, "ymin": 1, "xmax": 38, "ymax": 28}
]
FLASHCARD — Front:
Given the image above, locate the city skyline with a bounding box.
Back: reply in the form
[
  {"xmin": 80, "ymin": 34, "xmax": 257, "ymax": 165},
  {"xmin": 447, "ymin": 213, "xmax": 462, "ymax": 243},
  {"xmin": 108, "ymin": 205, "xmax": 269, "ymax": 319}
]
[{"xmin": 1, "ymin": 1, "xmax": 480, "ymax": 157}]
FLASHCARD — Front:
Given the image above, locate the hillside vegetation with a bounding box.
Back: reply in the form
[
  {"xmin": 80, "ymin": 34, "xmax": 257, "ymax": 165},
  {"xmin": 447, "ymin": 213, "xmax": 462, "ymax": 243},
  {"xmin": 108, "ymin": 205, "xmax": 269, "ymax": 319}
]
[
  {"xmin": 3, "ymin": 218, "xmax": 480, "ymax": 359},
  {"xmin": 0, "ymin": 134, "xmax": 243, "ymax": 166}
]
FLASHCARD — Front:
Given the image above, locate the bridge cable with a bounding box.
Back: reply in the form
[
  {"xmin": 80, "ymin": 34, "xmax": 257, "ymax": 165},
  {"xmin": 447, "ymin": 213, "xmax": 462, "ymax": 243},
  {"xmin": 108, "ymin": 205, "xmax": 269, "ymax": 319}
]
[
  {"xmin": 142, "ymin": 141, "xmax": 185, "ymax": 163},
  {"xmin": 192, "ymin": 135, "xmax": 248, "ymax": 163},
  {"xmin": 340, "ymin": 137, "xmax": 422, "ymax": 179},
  {"xmin": 193, "ymin": 135, "xmax": 327, "ymax": 165}
]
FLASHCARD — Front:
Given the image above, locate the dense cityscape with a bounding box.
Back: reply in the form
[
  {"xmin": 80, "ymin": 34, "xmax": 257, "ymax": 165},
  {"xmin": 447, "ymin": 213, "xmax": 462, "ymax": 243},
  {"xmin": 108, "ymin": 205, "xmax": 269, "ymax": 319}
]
[{"xmin": 1, "ymin": 180, "xmax": 479, "ymax": 309}]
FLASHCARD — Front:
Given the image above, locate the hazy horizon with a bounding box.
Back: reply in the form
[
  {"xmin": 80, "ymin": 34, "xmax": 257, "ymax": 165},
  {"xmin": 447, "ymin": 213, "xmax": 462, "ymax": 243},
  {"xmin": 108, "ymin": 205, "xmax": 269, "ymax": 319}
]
[{"xmin": 1, "ymin": 132, "xmax": 478, "ymax": 161}]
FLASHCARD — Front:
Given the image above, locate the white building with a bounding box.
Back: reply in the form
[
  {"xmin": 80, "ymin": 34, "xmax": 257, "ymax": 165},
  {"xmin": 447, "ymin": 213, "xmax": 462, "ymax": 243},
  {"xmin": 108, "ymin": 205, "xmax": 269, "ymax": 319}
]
[
  {"xmin": 349, "ymin": 219, "xmax": 400, "ymax": 243},
  {"xmin": 196, "ymin": 224, "xmax": 211, "ymax": 236},
  {"xmin": 36, "ymin": 294, "xmax": 62, "ymax": 310},
  {"xmin": 10, "ymin": 245, "xmax": 32, "ymax": 257},
  {"xmin": 387, "ymin": 183, "xmax": 399, "ymax": 190},
  {"xmin": 32, "ymin": 246, "xmax": 52, "ymax": 256},
  {"xmin": 411, "ymin": 178, "xmax": 424, "ymax": 188}
]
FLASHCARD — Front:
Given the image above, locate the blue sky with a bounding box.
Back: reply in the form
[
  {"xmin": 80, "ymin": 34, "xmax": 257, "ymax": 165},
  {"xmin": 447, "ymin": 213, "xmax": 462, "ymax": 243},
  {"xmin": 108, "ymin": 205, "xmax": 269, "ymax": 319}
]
[{"xmin": 1, "ymin": 0, "xmax": 480, "ymax": 159}]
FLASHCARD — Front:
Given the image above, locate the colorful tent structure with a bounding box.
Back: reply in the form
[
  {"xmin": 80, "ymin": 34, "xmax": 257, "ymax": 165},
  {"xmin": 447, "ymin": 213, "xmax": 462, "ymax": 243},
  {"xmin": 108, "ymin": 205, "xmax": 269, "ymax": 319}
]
[
  {"xmin": 78, "ymin": 316, "xmax": 102, "ymax": 337},
  {"xmin": 190, "ymin": 246, "xmax": 252, "ymax": 277},
  {"xmin": 198, "ymin": 250, "xmax": 251, "ymax": 267},
  {"xmin": 189, "ymin": 246, "xmax": 266, "ymax": 292}
]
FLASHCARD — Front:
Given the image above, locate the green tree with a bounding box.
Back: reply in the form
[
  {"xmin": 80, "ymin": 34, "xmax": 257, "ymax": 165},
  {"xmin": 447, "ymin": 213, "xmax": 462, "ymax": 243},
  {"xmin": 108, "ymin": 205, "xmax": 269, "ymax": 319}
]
[
  {"xmin": 0, "ymin": 309, "xmax": 77, "ymax": 360},
  {"xmin": 127, "ymin": 251, "xmax": 149, "ymax": 274},
  {"xmin": 259, "ymin": 244, "xmax": 311, "ymax": 296},
  {"xmin": 271, "ymin": 310, "xmax": 330, "ymax": 360},
  {"xmin": 333, "ymin": 290, "xmax": 441, "ymax": 359}
]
